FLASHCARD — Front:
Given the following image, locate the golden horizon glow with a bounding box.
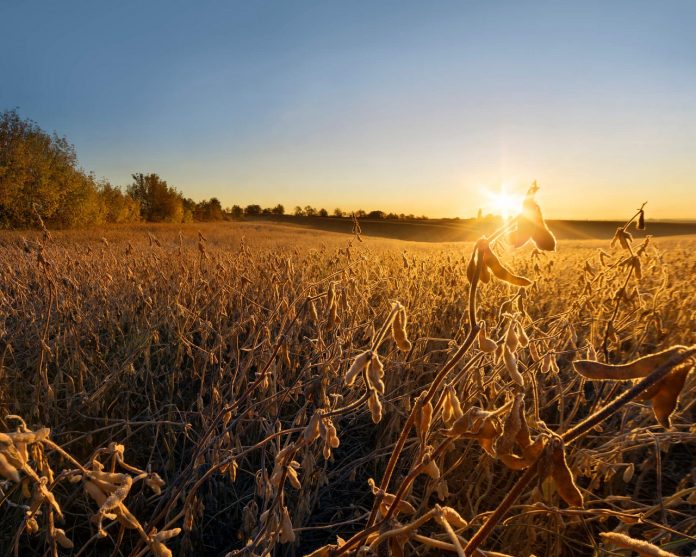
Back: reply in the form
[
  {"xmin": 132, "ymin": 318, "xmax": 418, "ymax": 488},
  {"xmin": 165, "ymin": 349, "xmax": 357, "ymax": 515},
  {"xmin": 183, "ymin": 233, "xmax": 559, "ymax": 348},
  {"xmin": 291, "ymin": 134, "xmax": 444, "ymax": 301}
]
[{"xmin": 481, "ymin": 185, "xmax": 524, "ymax": 220}]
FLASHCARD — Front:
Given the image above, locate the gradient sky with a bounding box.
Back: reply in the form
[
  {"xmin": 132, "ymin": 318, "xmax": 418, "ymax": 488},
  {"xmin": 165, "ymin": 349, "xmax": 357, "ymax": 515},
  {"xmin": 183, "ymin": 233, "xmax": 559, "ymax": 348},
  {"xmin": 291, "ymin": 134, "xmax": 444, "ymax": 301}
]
[{"xmin": 1, "ymin": 1, "xmax": 695, "ymax": 219}]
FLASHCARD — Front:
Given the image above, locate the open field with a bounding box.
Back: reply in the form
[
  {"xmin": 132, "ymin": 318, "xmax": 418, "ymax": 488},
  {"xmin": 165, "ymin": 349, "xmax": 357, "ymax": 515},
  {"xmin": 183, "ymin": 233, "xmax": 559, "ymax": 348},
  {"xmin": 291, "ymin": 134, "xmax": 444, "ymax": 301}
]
[
  {"xmin": 1, "ymin": 221, "xmax": 695, "ymax": 557},
  {"xmin": 249, "ymin": 215, "xmax": 696, "ymax": 243}
]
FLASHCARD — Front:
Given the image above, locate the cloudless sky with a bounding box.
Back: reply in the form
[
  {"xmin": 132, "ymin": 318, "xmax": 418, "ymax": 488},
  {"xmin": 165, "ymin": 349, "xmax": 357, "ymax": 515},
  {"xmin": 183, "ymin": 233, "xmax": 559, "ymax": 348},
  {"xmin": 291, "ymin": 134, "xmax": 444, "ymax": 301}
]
[{"xmin": 1, "ymin": 0, "xmax": 695, "ymax": 219}]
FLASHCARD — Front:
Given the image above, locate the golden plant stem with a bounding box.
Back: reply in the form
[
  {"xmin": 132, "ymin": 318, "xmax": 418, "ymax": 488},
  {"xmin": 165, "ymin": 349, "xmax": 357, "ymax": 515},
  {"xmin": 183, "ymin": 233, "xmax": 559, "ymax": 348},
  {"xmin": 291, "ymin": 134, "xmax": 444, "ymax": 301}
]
[
  {"xmin": 337, "ymin": 233, "xmax": 499, "ymax": 557},
  {"xmin": 370, "ymin": 305, "xmax": 400, "ymax": 352},
  {"xmin": 368, "ymin": 509, "xmax": 437, "ymax": 549},
  {"xmin": 363, "ymin": 243, "xmax": 484, "ymax": 531}
]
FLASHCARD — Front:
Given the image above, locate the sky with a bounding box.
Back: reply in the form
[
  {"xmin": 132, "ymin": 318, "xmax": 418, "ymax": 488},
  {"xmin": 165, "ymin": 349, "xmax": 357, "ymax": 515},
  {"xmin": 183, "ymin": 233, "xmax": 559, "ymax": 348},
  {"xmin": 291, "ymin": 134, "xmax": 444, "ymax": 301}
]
[{"xmin": 1, "ymin": 0, "xmax": 695, "ymax": 219}]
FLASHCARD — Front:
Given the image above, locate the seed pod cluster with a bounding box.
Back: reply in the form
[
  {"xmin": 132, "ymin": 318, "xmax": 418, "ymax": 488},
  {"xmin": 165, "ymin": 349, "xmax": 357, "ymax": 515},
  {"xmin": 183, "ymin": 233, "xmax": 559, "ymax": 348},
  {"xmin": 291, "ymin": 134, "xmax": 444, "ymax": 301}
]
[
  {"xmin": 304, "ymin": 411, "xmax": 323, "ymax": 444},
  {"xmin": 325, "ymin": 281, "xmax": 340, "ymax": 331},
  {"xmin": 495, "ymin": 395, "xmax": 545, "ymax": 470},
  {"xmin": 503, "ymin": 345, "xmax": 525, "ymax": 387},
  {"xmin": 445, "ymin": 407, "xmax": 502, "ymax": 456},
  {"xmin": 368, "ymin": 389, "xmax": 383, "ymax": 423},
  {"xmin": 319, "ymin": 417, "xmax": 340, "ymax": 459},
  {"xmin": 477, "ymin": 322, "xmax": 497, "ymax": 353},
  {"xmin": 345, "ymin": 350, "xmax": 386, "ymax": 423},
  {"xmin": 270, "ymin": 445, "xmax": 302, "ymax": 490},
  {"xmin": 415, "ymin": 395, "xmax": 434, "ymax": 443},
  {"xmin": 441, "ymin": 385, "xmax": 464, "ymax": 428},
  {"xmin": 391, "ymin": 302, "xmax": 412, "ymax": 352}
]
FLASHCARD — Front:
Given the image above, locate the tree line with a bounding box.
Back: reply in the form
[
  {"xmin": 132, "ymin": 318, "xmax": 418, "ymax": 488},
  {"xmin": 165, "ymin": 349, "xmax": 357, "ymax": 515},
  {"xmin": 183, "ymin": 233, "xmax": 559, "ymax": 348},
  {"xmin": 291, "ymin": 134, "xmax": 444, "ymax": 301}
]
[
  {"xmin": 0, "ymin": 110, "xmax": 230, "ymax": 228},
  {"xmin": 235, "ymin": 204, "xmax": 428, "ymax": 220},
  {"xmin": 0, "ymin": 109, "xmax": 430, "ymax": 229}
]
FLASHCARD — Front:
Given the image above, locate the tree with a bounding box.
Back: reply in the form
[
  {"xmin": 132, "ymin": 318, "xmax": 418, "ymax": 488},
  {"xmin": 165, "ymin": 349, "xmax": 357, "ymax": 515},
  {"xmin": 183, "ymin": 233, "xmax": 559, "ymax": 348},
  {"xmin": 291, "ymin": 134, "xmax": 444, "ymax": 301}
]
[
  {"xmin": 271, "ymin": 204, "xmax": 285, "ymax": 215},
  {"xmin": 367, "ymin": 210, "xmax": 386, "ymax": 219},
  {"xmin": 318, "ymin": 208, "xmax": 328, "ymax": 217},
  {"xmin": 98, "ymin": 181, "xmax": 141, "ymax": 224},
  {"xmin": 333, "ymin": 208, "xmax": 344, "ymax": 218},
  {"xmin": 182, "ymin": 197, "xmax": 196, "ymax": 223},
  {"xmin": 304, "ymin": 205, "xmax": 317, "ymax": 217},
  {"xmin": 244, "ymin": 204, "xmax": 261, "ymax": 216},
  {"xmin": 194, "ymin": 197, "xmax": 223, "ymax": 221},
  {"xmin": 127, "ymin": 173, "xmax": 184, "ymax": 223},
  {"xmin": 293, "ymin": 206, "xmax": 304, "ymax": 216},
  {"xmin": 229, "ymin": 205, "xmax": 244, "ymax": 219},
  {"xmin": 0, "ymin": 109, "xmax": 106, "ymax": 228}
]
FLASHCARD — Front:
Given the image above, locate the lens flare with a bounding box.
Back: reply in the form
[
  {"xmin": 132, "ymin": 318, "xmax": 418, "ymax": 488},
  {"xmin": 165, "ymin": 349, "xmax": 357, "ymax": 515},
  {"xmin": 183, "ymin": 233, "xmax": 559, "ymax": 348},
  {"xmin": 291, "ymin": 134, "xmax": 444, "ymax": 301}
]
[{"xmin": 482, "ymin": 186, "xmax": 524, "ymax": 220}]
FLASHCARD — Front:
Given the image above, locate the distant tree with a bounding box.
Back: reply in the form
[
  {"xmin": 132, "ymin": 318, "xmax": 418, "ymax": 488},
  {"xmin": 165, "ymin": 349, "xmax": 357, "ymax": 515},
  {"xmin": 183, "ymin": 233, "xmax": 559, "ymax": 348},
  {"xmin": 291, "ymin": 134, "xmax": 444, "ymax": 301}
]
[
  {"xmin": 261, "ymin": 207, "xmax": 272, "ymax": 215},
  {"xmin": 181, "ymin": 197, "xmax": 196, "ymax": 223},
  {"xmin": 244, "ymin": 204, "xmax": 262, "ymax": 216},
  {"xmin": 333, "ymin": 208, "xmax": 344, "ymax": 218},
  {"xmin": 271, "ymin": 204, "xmax": 285, "ymax": 215},
  {"xmin": 194, "ymin": 197, "xmax": 224, "ymax": 221},
  {"xmin": 367, "ymin": 210, "xmax": 386, "ymax": 219},
  {"xmin": 355, "ymin": 209, "xmax": 366, "ymax": 218},
  {"xmin": 127, "ymin": 173, "xmax": 184, "ymax": 223},
  {"xmin": 293, "ymin": 206, "xmax": 304, "ymax": 216},
  {"xmin": 98, "ymin": 181, "xmax": 141, "ymax": 224},
  {"xmin": 230, "ymin": 205, "xmax": 244, "ymax": 219},
  {"xmin": 304, "ymin": 205, "xmax": 317, "ymax": 217},
  {"xmin": 208, "ymin": 197, "xmax": 223, "ymax": 219},
  {"xmin": 318, "ymin": 208, "xmax": 328, "ymax": 217}
]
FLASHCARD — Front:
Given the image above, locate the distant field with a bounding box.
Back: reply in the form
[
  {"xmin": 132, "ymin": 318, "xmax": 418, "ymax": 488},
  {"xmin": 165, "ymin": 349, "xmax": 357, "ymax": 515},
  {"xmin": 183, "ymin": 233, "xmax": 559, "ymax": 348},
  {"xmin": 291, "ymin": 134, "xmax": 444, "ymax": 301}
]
[
  {"xmin": 246, "ymin": 214, "xmax": 696, "ymax": 242},
  {"xmin": 1, "ymin": 222, "xmax": 695, "ymax": 556}
]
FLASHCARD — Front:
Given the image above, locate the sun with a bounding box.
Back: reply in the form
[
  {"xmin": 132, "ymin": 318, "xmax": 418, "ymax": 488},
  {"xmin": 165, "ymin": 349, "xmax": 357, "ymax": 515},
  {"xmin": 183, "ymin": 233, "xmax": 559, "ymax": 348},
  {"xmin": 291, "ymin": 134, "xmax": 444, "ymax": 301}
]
[{"xmin": 482, "ymin": 186, "xmax": 523, "ymax": 220}]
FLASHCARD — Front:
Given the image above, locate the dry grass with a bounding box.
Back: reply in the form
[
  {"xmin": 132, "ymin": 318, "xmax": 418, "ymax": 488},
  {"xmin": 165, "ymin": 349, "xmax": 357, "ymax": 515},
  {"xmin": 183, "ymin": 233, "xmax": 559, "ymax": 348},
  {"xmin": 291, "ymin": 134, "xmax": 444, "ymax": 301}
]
[{"xmin": 0, "ymin": 207, "xmax": 695, "ymax": 556}]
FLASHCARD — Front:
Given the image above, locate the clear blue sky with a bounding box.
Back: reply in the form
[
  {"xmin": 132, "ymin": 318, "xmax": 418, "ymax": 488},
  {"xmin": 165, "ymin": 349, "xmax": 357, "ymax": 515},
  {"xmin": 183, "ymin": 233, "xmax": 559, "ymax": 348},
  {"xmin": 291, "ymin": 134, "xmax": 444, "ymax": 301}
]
[{"xmin": 1, "ymin": 1, "xmax": 695, "ymax": 218}]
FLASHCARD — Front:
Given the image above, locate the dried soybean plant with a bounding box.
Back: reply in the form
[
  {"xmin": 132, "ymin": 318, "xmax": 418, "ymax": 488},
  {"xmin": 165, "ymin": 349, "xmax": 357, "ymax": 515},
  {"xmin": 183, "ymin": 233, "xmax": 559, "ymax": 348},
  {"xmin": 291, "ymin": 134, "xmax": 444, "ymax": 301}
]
[
  {"xmin": 0, "ymin": 191, "xmax": 695, "ymax": 557},
  {"xmin": 0, "ymin": 416, "xmax": 178, "ymax": 556},
  {"xmin": 300, "ymin": 191, "xmax": 695, "ymax": 557}
]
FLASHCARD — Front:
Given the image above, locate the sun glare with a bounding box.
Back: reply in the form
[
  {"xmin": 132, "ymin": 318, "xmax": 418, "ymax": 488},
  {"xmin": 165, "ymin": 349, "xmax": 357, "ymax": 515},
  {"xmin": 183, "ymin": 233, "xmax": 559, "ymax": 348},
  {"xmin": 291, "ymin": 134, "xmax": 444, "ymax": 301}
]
[{"xmin": 482, "ymin": 186, "xmax": 524, "ymax": 220}]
